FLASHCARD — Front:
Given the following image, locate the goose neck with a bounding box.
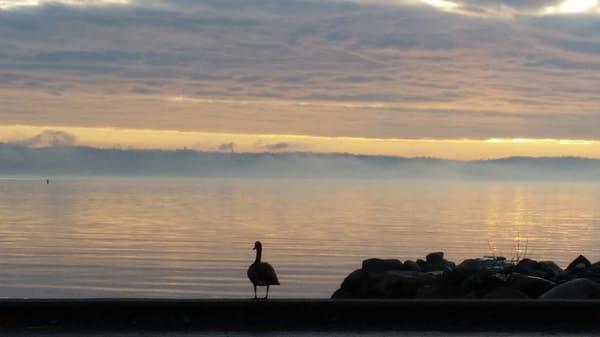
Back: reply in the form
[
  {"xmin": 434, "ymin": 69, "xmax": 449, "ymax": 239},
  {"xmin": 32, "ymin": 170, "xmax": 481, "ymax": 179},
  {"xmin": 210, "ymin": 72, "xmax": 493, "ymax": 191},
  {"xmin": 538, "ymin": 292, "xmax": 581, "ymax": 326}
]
[{"xmin": 255, "ymin": 247, "xmax": 262, "ymax": 263}]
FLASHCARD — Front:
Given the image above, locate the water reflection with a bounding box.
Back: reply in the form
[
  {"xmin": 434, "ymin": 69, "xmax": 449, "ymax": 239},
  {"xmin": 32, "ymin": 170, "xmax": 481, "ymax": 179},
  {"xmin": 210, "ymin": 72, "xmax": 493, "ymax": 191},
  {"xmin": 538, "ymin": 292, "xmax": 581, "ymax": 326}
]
[{"xmin": 0, "ymin": 178, "xmax": 599, "ymax": 298}]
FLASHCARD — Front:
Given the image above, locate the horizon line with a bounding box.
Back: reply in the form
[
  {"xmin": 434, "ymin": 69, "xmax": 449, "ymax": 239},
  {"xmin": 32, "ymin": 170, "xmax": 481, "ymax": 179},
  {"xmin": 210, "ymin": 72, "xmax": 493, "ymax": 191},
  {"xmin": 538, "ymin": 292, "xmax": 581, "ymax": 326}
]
[
  {"xmin": 3, "ymin": 142, "xmax": 600, "ymax": 163},
  {"xmin": 2, "ymin": 124, "xmax": 600, "ymax": 160}
]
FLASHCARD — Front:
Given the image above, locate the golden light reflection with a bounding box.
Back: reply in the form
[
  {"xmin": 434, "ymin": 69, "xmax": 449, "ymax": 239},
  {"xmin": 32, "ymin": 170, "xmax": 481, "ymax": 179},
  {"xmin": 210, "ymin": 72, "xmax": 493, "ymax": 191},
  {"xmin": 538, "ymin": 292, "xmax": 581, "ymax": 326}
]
[{"xmin": 2, "ymin": 125, "xmax": 600, "ymax": 160}]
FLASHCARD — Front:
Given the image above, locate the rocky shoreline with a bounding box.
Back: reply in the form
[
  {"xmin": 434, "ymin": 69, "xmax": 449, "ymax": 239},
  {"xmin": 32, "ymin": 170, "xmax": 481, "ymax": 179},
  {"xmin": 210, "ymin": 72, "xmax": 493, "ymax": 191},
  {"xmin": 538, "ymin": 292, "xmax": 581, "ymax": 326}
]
[{"xmin": 332, "ymin": 253, "xmax": 600, "ymax": 299}]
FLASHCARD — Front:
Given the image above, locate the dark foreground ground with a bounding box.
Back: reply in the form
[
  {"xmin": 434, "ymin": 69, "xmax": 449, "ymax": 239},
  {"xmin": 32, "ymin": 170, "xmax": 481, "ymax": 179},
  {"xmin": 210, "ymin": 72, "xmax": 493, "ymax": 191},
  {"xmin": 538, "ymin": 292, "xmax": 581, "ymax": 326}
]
[
  {"xmin": 0, "ymin": 299, "xmax": 599, "ymax": 334},
  {"xmin": 1, "ymin": 332, "xmax": 598, "ymax": 336}
]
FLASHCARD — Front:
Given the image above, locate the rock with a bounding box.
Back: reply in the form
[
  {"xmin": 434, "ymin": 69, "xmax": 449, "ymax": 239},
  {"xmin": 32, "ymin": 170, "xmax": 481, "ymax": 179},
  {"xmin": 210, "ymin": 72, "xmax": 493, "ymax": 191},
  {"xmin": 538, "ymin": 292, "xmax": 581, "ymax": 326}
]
[
  {"xmin": 340, "ymin": 269, "xmax": 365, "ymax": 294},
  {"xmin": 423, "ymin": 252, "xmax": 456, "ymax": 272},
  {"xmin": 416, "ymin": 278, "xmax": 461, "ymax": 299},
  {"xmin": 576, "ymin": 272, "xmax": 600, "ymax": 284},
  {"xmin": 403, "ymin": 260, "xmax": 421, "ymax": 272},
  {"xmin": 565, "ymin": 255, "xmax": 591, "ymax": 274},
  {"xmin": 540, "ymin": 279, "xmax": 600, "ymax": 299},
  {"xmin": 416, "ymin": 259, "xmax": 429, "ymax": 272},
  {"xmin": 332, "ymin": 255, "xmax": 600, "ymax": 299},
  {"xmin": 442, "ymin": 267, "xmax": 474, "ymax": 286},
  {"xmin": 481, "ymin": 256, "xmax": 513, "ymax": 273},
  {"xmin": 362, "ymin": 258, "xmax": 404, "ymax": 276},
  {"xmin": 331, "ymin": 288, "xmax": 353, "ymax": 299},
  {"xmin": 459, "ymin": 257, "xmax": 513, "ymax": 274},
  {"xmin": 458, "ymin": 259, "xmax": 483, "ymax": 272},
  {"xmin": 537, "ymin": 261, "xmax": 564, "ymax": 279},
  {"xmin": 444, "ymin": 260, "xmax": 457, "ymax": 271},
  {"xmin": 516, "ymin": 258, "xmax": 541, "ymax": 277},
  {"xmin": 484, "ymin": 287, "xmax": 529, "ymax": 299},
  {"xmin": 509, "ymin": 273, "xmax": 556, "ymax": 298},
  {"xmin": 381, "ymin": 271, "xmax": 434, "ymax": 298},
  {"xmin": 460, "ymin": 271, "xmax": 510, "ymax": 298},
  {"xmin": 426, "ymin": 252, "xmax": 445, "ymax": 266},
  {"xmin": 516, "ymin": 258, "xmax": 555, "ymax": 279}
]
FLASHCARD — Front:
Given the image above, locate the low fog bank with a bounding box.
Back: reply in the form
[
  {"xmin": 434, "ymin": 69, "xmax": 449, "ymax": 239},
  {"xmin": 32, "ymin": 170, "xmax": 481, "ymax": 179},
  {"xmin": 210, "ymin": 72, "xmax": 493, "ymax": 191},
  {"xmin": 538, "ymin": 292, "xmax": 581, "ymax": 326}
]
[{"xmin": 1, "ymin": 143, "xmax": 599, "ymax": 180}]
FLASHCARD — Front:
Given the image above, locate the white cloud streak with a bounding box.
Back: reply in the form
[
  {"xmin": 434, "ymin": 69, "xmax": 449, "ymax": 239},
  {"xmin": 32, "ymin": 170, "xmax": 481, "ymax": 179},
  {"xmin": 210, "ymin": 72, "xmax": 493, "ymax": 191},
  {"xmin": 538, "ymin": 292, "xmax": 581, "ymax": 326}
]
[{"xmin": 0, "ymin": 0, "xmax": 129, "ymax": 10}]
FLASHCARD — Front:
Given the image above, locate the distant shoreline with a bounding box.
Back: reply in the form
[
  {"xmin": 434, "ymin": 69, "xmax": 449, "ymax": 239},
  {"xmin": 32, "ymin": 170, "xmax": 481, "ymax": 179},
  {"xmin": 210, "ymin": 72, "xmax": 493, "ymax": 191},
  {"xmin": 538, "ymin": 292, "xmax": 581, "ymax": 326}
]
[{"xmin": 2, "ymin": 143, "xmax": 600, "ymax": 180}]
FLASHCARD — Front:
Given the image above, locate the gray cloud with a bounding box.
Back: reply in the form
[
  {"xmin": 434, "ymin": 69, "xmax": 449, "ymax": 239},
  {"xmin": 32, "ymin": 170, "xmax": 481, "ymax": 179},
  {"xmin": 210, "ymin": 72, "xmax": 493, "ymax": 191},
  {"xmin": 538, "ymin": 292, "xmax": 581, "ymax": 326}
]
[
  {"xmin": 0, "ymin": 0, "xmax": 599, "ymax": 140},
  {"xmin": 258, "ymin": 142, "xmax": 299, "ymax": 152},
  {"xmin": 217, "ymin": 142, "xmax": 236, "ymax": 153},
  {"xmin": 264, "ymin": 143, "xmax": 291, "ymax": 151}
]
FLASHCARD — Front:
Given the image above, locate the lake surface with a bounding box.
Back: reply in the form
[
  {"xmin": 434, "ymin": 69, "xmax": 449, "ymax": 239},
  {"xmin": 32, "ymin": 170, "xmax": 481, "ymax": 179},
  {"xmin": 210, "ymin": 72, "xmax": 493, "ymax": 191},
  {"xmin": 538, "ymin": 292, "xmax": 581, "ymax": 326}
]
[{"xmin": 0, "ymin": 178, "xmax": 599, "ymax": 298}]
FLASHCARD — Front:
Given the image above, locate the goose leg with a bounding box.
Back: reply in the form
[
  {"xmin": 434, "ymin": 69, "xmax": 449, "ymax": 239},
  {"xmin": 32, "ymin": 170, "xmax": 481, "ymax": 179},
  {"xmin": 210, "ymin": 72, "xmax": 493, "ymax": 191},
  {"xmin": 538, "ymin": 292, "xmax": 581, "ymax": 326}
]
[
  {"xmin": 265, "ymin": 285, "xmax": 270, "ymax": 300},
  {"xmin": 254, "ymin": 285, "xmax": 257, "ymax": 300}
]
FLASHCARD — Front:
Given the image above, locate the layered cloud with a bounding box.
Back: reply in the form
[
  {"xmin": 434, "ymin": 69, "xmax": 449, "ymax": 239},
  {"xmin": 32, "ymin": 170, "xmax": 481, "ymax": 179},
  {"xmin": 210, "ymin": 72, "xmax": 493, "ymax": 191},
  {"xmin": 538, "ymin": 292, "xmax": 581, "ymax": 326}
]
[{"xmin": 0, "ymin": 0, "xmax": 599, "ymax": 148}]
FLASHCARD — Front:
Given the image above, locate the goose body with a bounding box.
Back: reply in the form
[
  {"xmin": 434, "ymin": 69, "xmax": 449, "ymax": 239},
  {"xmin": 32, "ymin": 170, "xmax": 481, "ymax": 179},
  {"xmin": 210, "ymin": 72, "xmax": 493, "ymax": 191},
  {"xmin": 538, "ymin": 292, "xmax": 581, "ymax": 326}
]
[{"xmin": 247, "ymin": 241, "xmax": 280, "ymax": 299}]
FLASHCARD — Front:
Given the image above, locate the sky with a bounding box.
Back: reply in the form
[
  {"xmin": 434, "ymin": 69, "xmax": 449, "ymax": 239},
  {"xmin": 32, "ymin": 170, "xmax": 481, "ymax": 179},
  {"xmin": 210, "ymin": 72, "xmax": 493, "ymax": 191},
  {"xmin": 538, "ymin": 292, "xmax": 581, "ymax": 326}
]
[{"xmin": 1, "ymin": 0, "xmax": 600, "ymax": 159}]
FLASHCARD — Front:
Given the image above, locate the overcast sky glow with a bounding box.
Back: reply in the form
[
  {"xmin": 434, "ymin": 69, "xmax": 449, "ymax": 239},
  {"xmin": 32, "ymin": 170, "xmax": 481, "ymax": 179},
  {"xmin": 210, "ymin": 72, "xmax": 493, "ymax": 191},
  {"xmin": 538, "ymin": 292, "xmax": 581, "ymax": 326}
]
[
  {"xmin": 1, "ymin": 0, "xmax": 599, "ymax": 158},
  {"xmin": 0, "ymin": 0, "xmax": 130, "ymax": 9}
]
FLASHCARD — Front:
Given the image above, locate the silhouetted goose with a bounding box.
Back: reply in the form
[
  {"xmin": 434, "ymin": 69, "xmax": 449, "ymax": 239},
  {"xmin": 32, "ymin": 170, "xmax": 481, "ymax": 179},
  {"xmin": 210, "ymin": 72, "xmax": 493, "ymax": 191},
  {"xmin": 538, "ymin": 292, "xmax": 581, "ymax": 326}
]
[{"xmin": 247, "ymin": 241, "xmax": 280, "ymax": 299}]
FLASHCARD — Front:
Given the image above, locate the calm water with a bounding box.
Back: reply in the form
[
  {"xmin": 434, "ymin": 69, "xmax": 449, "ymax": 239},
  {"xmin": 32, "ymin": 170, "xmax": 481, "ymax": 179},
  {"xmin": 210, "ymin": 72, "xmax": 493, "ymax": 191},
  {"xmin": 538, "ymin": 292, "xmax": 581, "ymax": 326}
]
[{"xmin": 0, "ymin": 178, "xmax": 599, "ymax": 298}]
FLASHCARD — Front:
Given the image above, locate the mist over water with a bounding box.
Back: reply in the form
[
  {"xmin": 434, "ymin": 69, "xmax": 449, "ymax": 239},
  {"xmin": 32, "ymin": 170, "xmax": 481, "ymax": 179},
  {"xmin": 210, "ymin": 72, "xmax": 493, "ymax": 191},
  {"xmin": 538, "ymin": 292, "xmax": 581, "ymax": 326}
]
[
  {"xmin": 0, "ymin": 178, "xmax": 599, "ymax": 298},
  {"xmin": 2, "ymin": 144, "xmax": 600, "ymax": 180}
]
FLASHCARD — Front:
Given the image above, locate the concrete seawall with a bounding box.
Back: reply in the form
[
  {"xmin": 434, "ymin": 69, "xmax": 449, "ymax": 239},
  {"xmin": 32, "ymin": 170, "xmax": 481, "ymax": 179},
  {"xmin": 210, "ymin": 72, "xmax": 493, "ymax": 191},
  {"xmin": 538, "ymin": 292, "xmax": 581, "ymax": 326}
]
[{"xmin": 0, "ymin": 299, "xmax": 599, "ymax": 332}]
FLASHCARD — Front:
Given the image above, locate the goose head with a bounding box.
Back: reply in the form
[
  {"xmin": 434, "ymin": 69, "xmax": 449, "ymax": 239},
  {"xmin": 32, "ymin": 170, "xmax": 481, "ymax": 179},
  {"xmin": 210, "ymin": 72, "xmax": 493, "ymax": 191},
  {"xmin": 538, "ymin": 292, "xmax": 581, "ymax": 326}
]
[{"xmin": 253, "ymin": 241, "xmax": 262, "ymax": 251}]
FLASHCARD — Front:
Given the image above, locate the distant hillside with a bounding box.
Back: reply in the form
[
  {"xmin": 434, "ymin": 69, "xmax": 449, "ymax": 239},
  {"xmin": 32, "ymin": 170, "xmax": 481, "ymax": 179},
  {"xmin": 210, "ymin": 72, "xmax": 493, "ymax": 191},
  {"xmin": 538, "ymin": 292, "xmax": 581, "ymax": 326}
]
[{"xmin": 1, "ymin": 143, "xmax": 600, "ymax": 180}]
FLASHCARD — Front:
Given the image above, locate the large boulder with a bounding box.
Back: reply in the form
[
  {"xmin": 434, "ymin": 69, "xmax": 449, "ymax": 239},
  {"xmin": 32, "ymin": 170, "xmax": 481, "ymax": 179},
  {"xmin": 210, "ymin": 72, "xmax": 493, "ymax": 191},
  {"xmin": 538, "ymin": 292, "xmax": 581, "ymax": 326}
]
[
  {"xmin": 442, "ymin": 267, "xmax": 475, "ymax": 286},
  {"xmin": 516, "ymin": 258, "xmax": 538, "ymax": 274},
  {"xmin": 540, "ymin": 279, "xmax": 600, "ymax": 299},
  {"xmin": 516, "ymin": 259, "xmax": 548, "ymax": 279},
  {"xmin": 516, "ymin": 258, "xmax": 561, "ymax": 280},
  {"xmin": 426, "ymin": 252, "xmax": 445, "ymax": 266},
  {"xmin": 508, "ymin": 273, "xmax": 556, "ymax": 298},
  {"xmin": 460, "ymin": 271, "xmax": 510, "ymax": 298},
  {"xmin": 420, "ymin": 252, "xmax": 456, "ymax": 272},
  {"xmin": 458, "ymin": 256, "xmax": 513, "ymax": 274},
  {"xmin": 537, "ymin": 261, "xmax": 565, "ymax": 279},
  {"xmin": 416, "ymin": 259, "xmax": 429, "ymax": 272},
  {"xmin": 441, "ymin": 258, "xmax": 512, "ymax": 295},
  {"xmin": 339, "ymin": 269, "xmax": 365, "ymax": 295},
  {"xmin": 381, "ymin": 271, "xmax": 434, "ymax": 298},
  {"xmin": 362, "ymin": 258, "xmax": 404, "ymax": 276},
  {"xmin": 565, "ymin": 255, "xmax": 591, "ymax": 274},
  {"xmin": 576, "ymin": 272, "xmax": 600, "ymax": 284},
  {"xmin": 457, "ymin": 259, "xmax": 484, "ymax": 272},
  {"xmin": 403, "ymin": 260, "xmax": 421, "ymax": 272}
]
